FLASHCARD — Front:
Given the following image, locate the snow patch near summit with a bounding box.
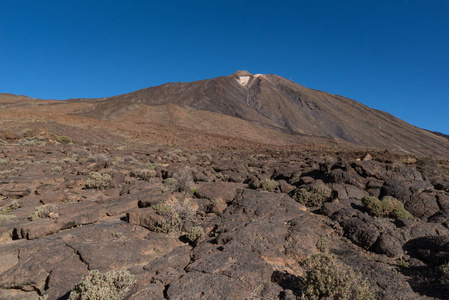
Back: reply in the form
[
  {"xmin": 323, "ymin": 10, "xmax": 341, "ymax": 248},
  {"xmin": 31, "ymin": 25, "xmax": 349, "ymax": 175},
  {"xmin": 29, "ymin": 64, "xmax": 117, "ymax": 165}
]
[{"xmin": 237, "ymin": 76, "xmax": 251, "ymax": 86}]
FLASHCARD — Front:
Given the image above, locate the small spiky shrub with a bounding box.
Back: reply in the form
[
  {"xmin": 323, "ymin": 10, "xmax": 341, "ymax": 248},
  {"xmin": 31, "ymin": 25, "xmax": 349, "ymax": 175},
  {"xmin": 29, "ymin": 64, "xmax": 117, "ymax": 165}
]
[
  {"xmin": 302, "ymin": 254, "xmax": 375, "ymax": 300},
  {"xmin": 151, "ymin": 203, "xmax": 173, "ymax": 216},
  {"xmin": 130, "ymin": 169, "xmax": 156, "ymax": 181},
  {"xmin": 440, "ymin": 262, "xmax": 449, "ymax": 289},
  {"xmin": 55, "ymin": 136, "xmax": 72, "ymax": 144},
  {"xmin": 51, "ymin": 166, "xmax": 63, "ymax": 173},
  {"xmin": 186, "ymin": 226, "xmax": 204, "ymax": 242},
  {"xmin": 172, "ymin": 168, "xmax": 195, "ymax": 193},
  {"xmin": 0, "ymin": 214, "xmax": 15, "ymax": 221},
  {"xmin": 293, "ymin": 185, "xmax": 332, "ymax": 207},
  {"xmin": 316, "ymin": 237, "xmax": 330, "ymax": 253},
  {"xmin": 20, "ymin": 128, "xmax": 33, "ymax": 138},
  {"xmin": 28, "ymin": 204, "xmax": 57, "ymax": 221},
  {"xmin": 84, "ymin": 170, "xmax": 112, "ymax": 189},
  {"xmin": 9, "ymin": 200, "xmax": 21, "ymax": 210},
  {"xmin": 68, "ymin": 269, "xmax": 135, "ymax": 300},
  {"xmin": 151, "ymin": 195, "xmax": 198, "ymax": 234},
  {"xmin": 151, "ymin": 203, "xmax": 182, "ymax": 234},
  {"xmin": 260, "ymin": 179, "xmax": 279, "ymax": 192},
  {"xmin": 362, "ymin": 196, "xmax": 413, "ymax": 219}
]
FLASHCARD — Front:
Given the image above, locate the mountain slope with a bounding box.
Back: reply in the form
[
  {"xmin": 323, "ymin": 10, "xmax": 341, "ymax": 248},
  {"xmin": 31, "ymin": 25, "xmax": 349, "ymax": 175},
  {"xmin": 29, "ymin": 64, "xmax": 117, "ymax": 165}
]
[{"xmin": 69, "ymin": 71, "xmax": 449, "ymax": 158}]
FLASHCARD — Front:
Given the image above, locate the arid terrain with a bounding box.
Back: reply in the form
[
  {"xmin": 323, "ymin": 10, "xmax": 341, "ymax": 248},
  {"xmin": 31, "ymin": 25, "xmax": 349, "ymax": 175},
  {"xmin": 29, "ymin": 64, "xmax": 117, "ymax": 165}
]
[{"xmin": 1, "ymin": 72, "xmax": 449, "ymax": 299}]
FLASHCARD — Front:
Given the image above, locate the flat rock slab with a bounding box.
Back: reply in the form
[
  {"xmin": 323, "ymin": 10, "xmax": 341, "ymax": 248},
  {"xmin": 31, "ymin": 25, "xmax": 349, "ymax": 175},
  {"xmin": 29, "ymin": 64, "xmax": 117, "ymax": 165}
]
[
  {"xmin": 127, "ymin": 207, "xmax": 166, "ymax": 231},
  {"xmin": 194, "ymin": 182, "xmax": 244, "ymax": 201},
  {"xmin": 13, "ymin": 218, "xmax": 61, "ymax": 240},
  {"xmin": 0, "ymin": 219, "xmax": 183, "ymax": 299}
]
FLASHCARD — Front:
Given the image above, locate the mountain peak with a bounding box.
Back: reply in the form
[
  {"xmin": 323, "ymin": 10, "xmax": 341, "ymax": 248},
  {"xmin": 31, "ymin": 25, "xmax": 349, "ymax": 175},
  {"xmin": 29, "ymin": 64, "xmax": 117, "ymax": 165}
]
[{"xmin": 232, "ymin": 70, "xmax": 253, "ymax": 77}]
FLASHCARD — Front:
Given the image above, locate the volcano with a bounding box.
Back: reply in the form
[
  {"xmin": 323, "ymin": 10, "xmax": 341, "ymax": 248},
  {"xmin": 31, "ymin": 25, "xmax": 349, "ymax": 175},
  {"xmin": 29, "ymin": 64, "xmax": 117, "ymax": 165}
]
[{"xmin": 1, "ymin": 71, "xmax": 448, "ymax": 157}]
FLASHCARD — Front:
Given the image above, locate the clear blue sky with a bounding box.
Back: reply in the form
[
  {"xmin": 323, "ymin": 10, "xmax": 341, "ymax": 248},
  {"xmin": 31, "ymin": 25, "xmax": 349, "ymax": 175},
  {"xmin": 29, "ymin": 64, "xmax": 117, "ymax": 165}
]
[{"xmin": 1, "ymin": 1, "xmax": 448, "ymax": 134}]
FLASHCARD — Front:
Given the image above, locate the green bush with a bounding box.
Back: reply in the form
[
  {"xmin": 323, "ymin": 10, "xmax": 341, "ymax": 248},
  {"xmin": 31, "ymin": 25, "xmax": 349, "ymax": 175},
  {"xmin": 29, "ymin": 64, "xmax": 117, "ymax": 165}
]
[
  {"xmin": 56, "ymin": 136, "xmax": 72, "ymax": 144},
  {"xmin": 151, "ymin": 203, "xmax": 173, "ymax": 216},
  {"xmin": 155, "ymin": 218, "xmax": 182, "ymax": 234},
  {"xmin": 0, "ymin": 158, "xmax": 7, "ymax": 165},
  {"xmin": 0, "ymin": 214, "xmax": 15, "ymax": 221},
  {"xmin": 440, "ymin": 262, "xmax": 449, "ymax": 289},
  {"xmin": 362, "ymin": 196, "xmax": 413, "ymax": 219},
  {"xmin": 186, "ymin": 226, "xmax": 204, "ymax": 242},
  {"xmin": 84, "ymin": 170, "xmax": 112, "ymax": 189},
  {"xmin": 302, "ymin": 254, "xmax": 375, "ymax": 300},
  {"xmin": 293, "ymin": 185, "xmax": 332, "ymax": 207},
  {"xmin": 151, "ymin": 203, "xmax": 182, "ymax": 234},
  {"xmin": 9, "ymin": 200, "xmax": 21, "ymax": 210},
  {"xmin": 260, "ymin": 179, "xmax": 279, "ymax": 192},
  {"xmin": 28, "ymin": 204, "xmax": 57, "ymax": 221},
  {"xmin": 130, "ymin": 169, "xmax": 156, "ymax": 181},
  {"xmin": 316, "ymin": 237, "xmax": 330, "ymax": 253},
  {"xmin": 68, "ymin": 269, "xmax": 135, "ymax": 300}
]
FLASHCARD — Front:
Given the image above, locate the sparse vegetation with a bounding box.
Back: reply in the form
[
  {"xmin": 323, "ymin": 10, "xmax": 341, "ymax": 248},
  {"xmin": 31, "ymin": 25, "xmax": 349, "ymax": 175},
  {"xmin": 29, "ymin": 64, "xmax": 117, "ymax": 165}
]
[
  {"xmin": 20, "ymin": 128, "xmax": 33, "ymax": 138},
  {"xmin": 88, "ymin": 154, "xmax": 109, "ymax": 163},
  {"xmin": 173, "ymin": 168, "xmax": 195, "ymax": 193},
  {"xmin": 396, "ymin": 258, "xmax": 410, "ymax": 268},
  {"xmin": 151, "ymin": 202, "xmax": 182, "ymax": 234},
  {"xmin": 151, "ymin": 203, "xmax": 173, "ymax": 216},
  {"xmin": 55, "ymin": 136, "xmax": 72, "ymax": 144},
  {"xmin": 362, "ymin": 196, "xmax": 413, "ymax": 219},
  {"xmin": 168, "ymin": 196, "xmax": 198, "ymax": 222},
  {"xmin": 260, "ymin": 179, "xmax": 279, "ymax": 192},
  {"xmin": 29, "ymin": 204, "xmax": 57, "ymax": 221},
  {"xmin": 155, "ymin": 218, "xmax": 182, "ymax": 234},
  {"xmin": 0, "ymin": 158, "xmax": 7, "ymax": 165},
  {"xmin": 293, "ymin": 184, "xmax": 333, "ymax": 207},
  {"xmin": 84, "ymin": 169, "xmax": 113, "ymax": 189},
  {"xmin": 302, "ymin": 253, "xmax": 375, "ymax": 300},
  {"xmin": 130, "ymin": 168, "xmax": 156, "ymax": 181},
  {"xmin": 9, "ymin": 200, "xmax": 21, "ymax": 210},
  {"xmin": 163, "ymin": 177, "xmax": 178, "ymax": 186},
  {"xmin": 316, "ymin": 237, "xmax": 330, "ymax": 253},
  {"xmin": 210, "ymin": 197, "xmax": 227, "ymax": 214},
  {"xmin": 440, "ymin": 262, "xmax": 449, "ymax": 290},
  {"xmin": 0, "ymin": 214, "xmax": 15, "ymax": 221},
  {"xmin": 51, "ymin": 165, "xmax": 63, "ymax": 173},
  {"xmin": 151, "ymin": 196, "xmax": 198, "ymax": 234},
  {"xmin": 186, "ymin": 226, "xmax": 204, "ymax": 242},
  {"xmin": 68, "ymin": 269, "xmax": 135, "ymax": 300}
]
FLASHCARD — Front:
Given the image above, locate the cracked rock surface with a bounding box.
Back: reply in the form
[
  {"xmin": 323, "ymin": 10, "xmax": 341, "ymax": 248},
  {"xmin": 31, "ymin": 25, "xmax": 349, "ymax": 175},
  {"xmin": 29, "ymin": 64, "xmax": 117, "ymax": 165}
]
[{"xmin": 1, "ymin": 142, "xmax": 449, "ymax": 299}]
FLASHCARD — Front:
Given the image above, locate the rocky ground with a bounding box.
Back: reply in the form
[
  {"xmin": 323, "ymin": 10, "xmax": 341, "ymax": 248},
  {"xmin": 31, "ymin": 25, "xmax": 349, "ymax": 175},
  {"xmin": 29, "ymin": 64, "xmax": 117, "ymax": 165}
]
[{"xmin": 1, "ymin": 136, "xmax": 449, "ymax": 299}]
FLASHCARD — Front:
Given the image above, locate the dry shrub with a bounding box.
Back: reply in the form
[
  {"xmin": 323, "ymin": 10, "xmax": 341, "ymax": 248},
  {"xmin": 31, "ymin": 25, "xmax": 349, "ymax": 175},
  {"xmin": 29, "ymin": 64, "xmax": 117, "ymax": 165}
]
[
  {"xmin": 293, "ymin": 185, "xmax": 332, "ymax": 207},
  {"xmin": 302, "ymin": 253, "xmax": 374, "ymax": 300},
  {"xmin": 84, "ymin": 169, "xmax": 112, "ymax": 189},
  {"xmin": 29, "ymin": 204, "xmax": 57, "ymax": 221},
  {"xmin": 55, "ymin": 136, "xmax": 72, "ymax": 144},
  {"xmin": 68, "ymin": 269, "xmax": 135, "ymax": 300},
  {"xmin": 186, "ymin": 226, "xmax": 204, "ymax": 242},
  {"xmin": 130, "ymin": 169, "xmax": 156, "ymax": 181},
  {"xmin": 151, "ymin": 195, "xmax": 199, "ymax": 234}
]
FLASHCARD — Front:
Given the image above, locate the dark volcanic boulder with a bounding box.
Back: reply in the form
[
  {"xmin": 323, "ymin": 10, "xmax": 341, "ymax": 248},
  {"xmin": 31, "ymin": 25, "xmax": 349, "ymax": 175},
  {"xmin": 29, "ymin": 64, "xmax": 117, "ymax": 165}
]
[
  {"xmin": 340, "ymin": 217, "xmax": 380, "ymax": 250},
  {"xmin": 405, "ymin": 191, "xmax": 440, "ymax": 219},
  {"xmin": 374, "ymin": 234, "xmax": 404, "ymax": 258},
  {"xmin": 380, "ymin": 179, "xmax": 412, "ymax": 203}
]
